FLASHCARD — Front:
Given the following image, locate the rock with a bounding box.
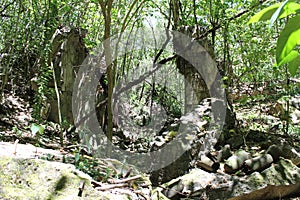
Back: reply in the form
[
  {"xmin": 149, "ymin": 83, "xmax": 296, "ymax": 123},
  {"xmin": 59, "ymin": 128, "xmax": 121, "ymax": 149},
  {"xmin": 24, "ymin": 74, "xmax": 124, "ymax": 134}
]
[
  {"xmin": 267, "ymin": 144, "xmax": 300, "ymax": 165},
  {"xmin": 291, "ymin": 95, "xmax": 300, "ymax": 110},
  {"xmin": 0, "ymin": 156, "xmax": 131, "ymax": 199},
  {"xmin": 149, "ymin": 98, "xmax": 236, "ymax": 187},
  {"xmin": 0, "ymin": 141, "xmax": 64, "ymax": 160},
  {"xmin": 0, "ymin": 142, "xmax": 151, "ymax": 200},
  {"xmin": 266, "ymin": 144, "xmax": 282, "ymax": 161},
  {"xmin": 159, "ymin": 158, "xmax": 300, "ymax": 200},
  {"xmin": 149, "ymin": 149, "xmax": 191, "ymax": 187},
  {"xmin": 159, "ymin": 167, "xmax": 232, "ymax": 199},
  {"xmin": 291, "ymin": 109, "xmax": 300, "ymax": 124},
  {"xmin": 268, "ymin": 96, "xmax": 300, "ymax": 124},
  {"xmin": 152, "ymin": 188, "xmax": 172, "ymax": 200},
  {"xmin": 230, "ymin": 158, "xmax": 300, "ymax": 200}
]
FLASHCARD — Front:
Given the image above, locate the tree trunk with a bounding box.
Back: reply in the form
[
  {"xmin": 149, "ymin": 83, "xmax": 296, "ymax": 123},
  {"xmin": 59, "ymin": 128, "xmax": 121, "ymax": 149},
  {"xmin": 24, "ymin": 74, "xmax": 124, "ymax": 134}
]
[
  {"xmin": 175, "ymin": 26, "xmax": 214, "ymax": 113},
  {"xmin": 99, "ymin": 0, "xmax": 114, "ymax": 155}
]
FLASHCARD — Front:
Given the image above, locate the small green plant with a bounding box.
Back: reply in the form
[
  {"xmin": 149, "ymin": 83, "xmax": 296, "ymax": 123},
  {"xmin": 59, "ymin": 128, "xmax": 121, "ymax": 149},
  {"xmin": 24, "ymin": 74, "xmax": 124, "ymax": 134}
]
[
  {"xmin": 74, "ymin": 152, "xmax": 103, "ymax": 181},
  {"xmin": 61, "ymin": 119, "xmax": 72, "ymax": 130},
  {"xmin": 33, "ymin": 63, "xmax": 55, "ymax": 120},
  {"xmin": 30, "ymin": 123, "xmax": 45, "ymax": 136},
  {"xmin": 73, "ymin": 150, "xmax": 122, "ymax": 182},
  {"xmin": 12, "ymin": 126, "xmax": 22, "ymax": 137},
  {"xmin": 41, "ymin": 153, "xmax": 55, "ymax": 161},
  {"xmin": 289, "ymin": 124, "xmax": 300, "ymax": 136}
]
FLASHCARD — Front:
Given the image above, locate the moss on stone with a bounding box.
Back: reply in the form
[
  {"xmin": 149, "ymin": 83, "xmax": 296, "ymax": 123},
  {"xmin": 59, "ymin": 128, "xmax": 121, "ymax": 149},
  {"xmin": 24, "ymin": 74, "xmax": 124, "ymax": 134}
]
[{"xmin": 0, "ymin": 156, "xmax": 129, "ymax": 199}]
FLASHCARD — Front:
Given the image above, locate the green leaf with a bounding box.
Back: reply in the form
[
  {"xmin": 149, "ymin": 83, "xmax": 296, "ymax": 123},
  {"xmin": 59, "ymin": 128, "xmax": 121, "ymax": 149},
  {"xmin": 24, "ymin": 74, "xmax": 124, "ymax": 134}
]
[
  {"xmin": 30, "ymin": 123, "xmax": 45, "ymax": 135},
  {"xmin": 288, "ymin": 55, "xmax": 300, "ymax": 76},
  {"xmin": 270, "ymin": 0, "xmax": 289, "ymax": 28},
  {"xmin": 248, "ymin": 3, "xmax": 281, "ymax": 24},
  {"xmin": 282, "ymin": 2, "xmax": 300, "ymax": 18},
  {"xmin": 248, "ymin": 2, "xmax": 300, "ymax": 24},
  {"xmin": 75, "ymin": 153, "xmax": 81, "ymax": 163},
  {"xmin": 277, "ymin": 50, "xmax": 298, "ymax": 66},
  {"xmin": 276, "ymin": 15, "xmax": 300, "ymax": 64}
]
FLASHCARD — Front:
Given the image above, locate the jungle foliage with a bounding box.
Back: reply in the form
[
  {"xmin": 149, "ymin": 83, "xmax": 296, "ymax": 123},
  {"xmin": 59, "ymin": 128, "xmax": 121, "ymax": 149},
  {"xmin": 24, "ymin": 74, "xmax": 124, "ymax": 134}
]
[{"xmin": 1, "ymin": 0, "xmax": 300, "ymax": 154}]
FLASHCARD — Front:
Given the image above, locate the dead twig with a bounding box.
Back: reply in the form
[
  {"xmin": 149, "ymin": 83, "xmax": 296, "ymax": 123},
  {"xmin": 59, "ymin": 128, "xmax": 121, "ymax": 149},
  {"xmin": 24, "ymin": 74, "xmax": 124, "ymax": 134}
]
[
  {"xmin": 108, "ymin": 175, "xmax": 142, "ymax": 184},
  {"xmin": 133, "ymin": 190, "xmax": 151, "ymax": 200},
  {"xmin": 78, "ymin": 180, "xmax": 85, "ymax": 197},
  {"xmin": 123, "ymin": 168, "xmax": 132, "ymax": 178},
  {"xmin": 95, "ymin": 183, "xmax": 127, "ymax": 191},
  {"xmin": 13, "ymin": 139, "xmax": 19, "ymax": 155}
]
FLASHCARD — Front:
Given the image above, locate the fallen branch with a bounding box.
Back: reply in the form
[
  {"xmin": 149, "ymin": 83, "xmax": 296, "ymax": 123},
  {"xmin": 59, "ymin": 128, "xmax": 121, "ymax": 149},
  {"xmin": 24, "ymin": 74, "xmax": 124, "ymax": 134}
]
[
  {"xmin": 108, "ymin": 175, "xmax": 142, "ymax": 184},
  {"xmin": 95, "ymin": 183, "xmax": 127, "ymax": 191}
]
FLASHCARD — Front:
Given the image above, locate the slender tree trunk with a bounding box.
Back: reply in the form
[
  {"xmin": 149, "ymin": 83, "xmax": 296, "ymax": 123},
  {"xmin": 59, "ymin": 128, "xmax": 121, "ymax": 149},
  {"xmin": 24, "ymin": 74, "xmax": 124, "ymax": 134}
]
[{"xmin": 99, "ymin": 0, "xmax": 114, "ymax": 155}]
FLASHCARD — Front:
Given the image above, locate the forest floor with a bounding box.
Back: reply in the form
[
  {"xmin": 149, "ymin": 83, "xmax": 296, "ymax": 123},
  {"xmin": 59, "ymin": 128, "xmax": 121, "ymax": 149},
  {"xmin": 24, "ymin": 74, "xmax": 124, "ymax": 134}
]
[
  {"xmin": 0, "ymin": 87, "xmax": 300, "ymax": 155},
  {"xmin": 1, "ymin": 88, "xmax": 300, "ymax": 164},
  {"xmin": 1, "ymin": 89, "xmax": 300, "ymax": 199},
  {"xmin": 0, "ymin": 93, "xmax": 65, "ymax": 150}
]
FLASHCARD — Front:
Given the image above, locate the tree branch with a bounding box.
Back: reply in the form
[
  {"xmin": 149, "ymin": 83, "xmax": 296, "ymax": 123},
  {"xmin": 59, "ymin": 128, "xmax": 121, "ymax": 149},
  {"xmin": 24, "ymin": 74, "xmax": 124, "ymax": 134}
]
[
  {"xmin": 196, "ymin": 0, "xmax": 270, "ymax": 40},
  {"xmin": 98, "ymin": 0, "xmax": 106, "ymax": 18},
  {"xmin": 0, "ymin": 1, "xmax": 15, "ymax": 16}
]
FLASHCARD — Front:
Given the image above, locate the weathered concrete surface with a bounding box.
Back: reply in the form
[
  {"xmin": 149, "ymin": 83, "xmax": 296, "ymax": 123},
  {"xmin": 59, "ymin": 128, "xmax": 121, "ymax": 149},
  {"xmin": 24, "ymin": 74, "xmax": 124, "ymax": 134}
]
[
  {"xmin": 0, "ymin": 141, "xmax": 153, "ymax": 199},
  {"xmin": 0, "ymin": 155, "xmax": 146, "ymax": 199},
  {"xmin": 159, "ymin": 158, "xmax": 300, "ymax": 200}
]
